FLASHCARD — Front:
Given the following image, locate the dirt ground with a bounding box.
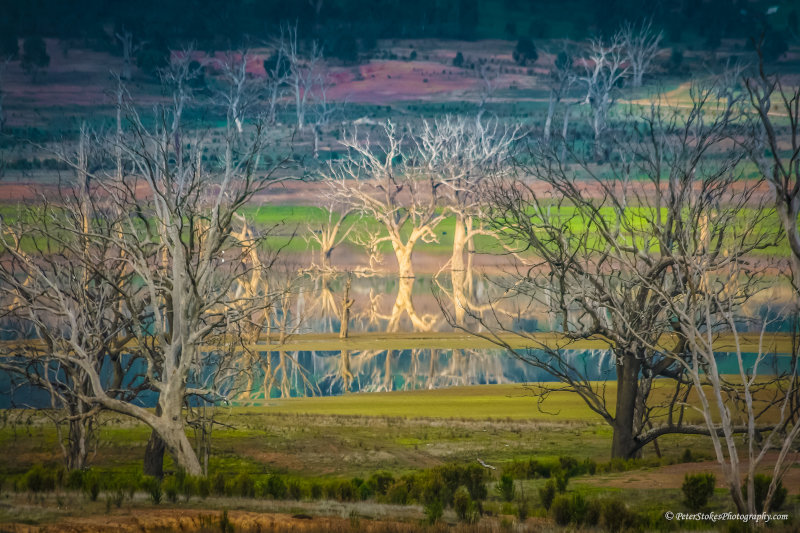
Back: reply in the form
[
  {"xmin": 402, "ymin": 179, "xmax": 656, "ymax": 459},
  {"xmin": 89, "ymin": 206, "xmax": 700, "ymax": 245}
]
[{"xmin": 582, "ymin": 451, "xmax": 800, "ymax": 491}]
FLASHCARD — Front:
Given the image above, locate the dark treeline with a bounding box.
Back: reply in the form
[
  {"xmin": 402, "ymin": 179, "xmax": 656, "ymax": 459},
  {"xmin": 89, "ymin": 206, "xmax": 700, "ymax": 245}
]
[{"xmin": 0, "ymin": 0, "xmax": 795, "ymax": 57}]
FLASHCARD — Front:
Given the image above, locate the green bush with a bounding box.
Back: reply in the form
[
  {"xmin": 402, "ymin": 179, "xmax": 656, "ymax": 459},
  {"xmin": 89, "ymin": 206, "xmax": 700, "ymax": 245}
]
[
  {"xmin": 554, "ymin": 471, "xmax": 569, "ymax": 492},
  {"xmin": 584, "ymin": 498, "xmax": 602, "ymax": 527},
  {"xmin": 682, "ymin": 473, "xmax": 715, "ymax": 511},
  {"xmin": 265, "ymin": 475, "xmax": 287, "ymax": 499},
  {"xmin": 558, "ymin": 456, "xmax": 579, "ymax": 476},
  {"xmin": 66, "ymin": 469, "xmax": 85, "ymax": 490},
  {"xmin": 232, "ymin": 473, "xmax": 255, "ymax": 498},
  {"xmin": 538, "ymin": 479, "xmax": 556, "ymax": 510},
  {"xmin": 386, "ymin": 480, "xmax": 409, "ymax": 504},
  {"xmin": 424, "ymin": 499, "xmax": 443, "ymax": 524},
  {"xmin": 550, "ymin": 494, "xmax": 573, "ymax": 526},
  {"xmin": 367, "ymin": 471, "xmax": 395, "ymax": 496},
  {"xmin": 496, "ymin": 473, "xmax": 515, "ymax": 502},
  {"xmin": 211, "ymin": 473, "xmax": 226, "ymax": 496},
  {"xmin": 287, "ymin": 478, "xmax": 304, "ymax": 500},
  {"xmin": 24, "ymin": 464, "xmax": 59, "ymax": 493},
  {"xmin": 309, "ymin": 481, "xmax": 323, "ymax": 500},
  {"xmin": 196, "ymin": 476, "xmax": 211, "ymax": 499},
  {"xmin": 601, "ymin": 499, "xmax": 635, "ymax": 533},
  {"xmin": 83, "ymin": 470, "xmax": 101, "ymax": 502},
  {"xmin": 453, "ymin": 485, "xmax": 477, "ymax": 522},
  {"xmin": 749, "ymin": 474, "xmax": 787, "ymax": 512},
  {"xmin": 527, "ymin": 459, "xmax": 552, "ymax": 478},
  {"xmin": 550, "ymin": 493, "xmax": 588, "ymax": 526},
  {"xmin": 163, "ymin": 476, "xmax": 180, "ymax": 503},
  {"xmin": 141, "ymin": 476, "xmax": 162, "ymax": 505}
]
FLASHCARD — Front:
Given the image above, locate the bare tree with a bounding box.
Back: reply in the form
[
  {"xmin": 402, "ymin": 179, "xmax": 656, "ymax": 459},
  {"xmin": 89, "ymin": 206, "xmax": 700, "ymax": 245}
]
[
  {"xmin": 417, "ymin": 116, "xmax": 520, "ymax": 325},
  {"xmin": 0, "ymin": 81, "xmax": 287, "ymax": 476},
  {"xmin": 633, "ymin": 219, "xmax": 795, "ymax": 514},
  {"xmin": 159, "ymin": 46, "xmax": 204, "ymax": 133},
  {"xmin": 620, "ymin": 19, "xmax": 662, "ymax": 88},
  {"xmin": 214, "ymin": 51, "xmax": 260, "ymax": 135},
  {"xmin": 543, "ymin": 45, "xmax": 576, "ymax": 143},
  {"xmin": 263, "ymin": 38, "xmax": 290, "ymax": 126},
  {"xmin": 0, "ymin": 58, "xmax": 8, "ymax": 131},
  {"xmin": 304, "ymin": 202, "xmax": 356, "ymax": 272},
  {"xmin": 464, "ymin": 87, "xmax": 770, "ymax": 458},
  {"xmin": 115, "ymin": 29, "xmax": 144, "ymax": 81},
  {"xmin": 285, "ymin": 24, "xmax": 324, "ymax": 130},
  {"xmin": 0, "ymin": 129, "xmax": 146, "ymax": 471},
  {"xmin": 324, "ymin": 122, "xmax": 448, "ymax": 279},
  {"xmin": 579, "ymin": 34, "xmax": 629, "ymax": 158},
  {"xmin": 745, "ymin": 60, "xmax": 800, "ymax": 292}
]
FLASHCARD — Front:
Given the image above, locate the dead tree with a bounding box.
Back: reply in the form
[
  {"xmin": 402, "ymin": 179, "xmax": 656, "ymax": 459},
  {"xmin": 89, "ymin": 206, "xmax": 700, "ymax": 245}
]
[
  {"xmin": 463, "ymin": 86, "xmax": 768, "ymax": 458},
  {"xmin": 543, "ymin": 45, "xmax": 576, "ymax": 143},
  {"xmin": 115, "ymin": 30, "xmax": 144, "ymax": 81},
  {"xmin": 745, "ymin": 58, "xmax": 800, "ymax": 293},
  {"xmin": 263, "ymin": 37, "xmax": 290, "ymax": 125},
  {"xmin": 630, "ymin": 194, "xmax": 791, "ymax": 513},
  {"xmin": 579, "ymin": 34, "xmax": 629, "ymax": 159},
  {"xmin": 324, "ymin": 121, "xmax": 448, "ymax": 279},
  {"xmin": 285, "ymin": 24, "xmax": 324, "ymax": 130},
  {"xmin": 305, "ymin": 202, "xmax": 356, "ymax": 272},
  {"xmin": 619, "ymin": 19, "xmax": 662, "ymax": 88}
]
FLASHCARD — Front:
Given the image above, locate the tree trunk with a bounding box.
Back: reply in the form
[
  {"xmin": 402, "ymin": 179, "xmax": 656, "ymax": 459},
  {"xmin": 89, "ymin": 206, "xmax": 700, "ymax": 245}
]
[
  {"xmin": 610, "ymin": 353, "xmax": 643, "ymax": 459},
  {"xmin": 632, "ymin": 68, "xmax": 643, "ymax": 88},
  {"xmin": 394, "ymin": 245, "xmax": 414, "ymax": 279},
  {"xmin": 143, "ymin": 430, "xmax": 166, "ymax": 478},
  {"xmin": 158, "ymin": 420, "xmax": 203, "ymax": 476},
  {"xmin": 544, "ymin": 90, "xmax": 556, "ymax": 142},
  {"xmin": 143, "ymin": 403, "xmax": 166, "ymax": 478}
]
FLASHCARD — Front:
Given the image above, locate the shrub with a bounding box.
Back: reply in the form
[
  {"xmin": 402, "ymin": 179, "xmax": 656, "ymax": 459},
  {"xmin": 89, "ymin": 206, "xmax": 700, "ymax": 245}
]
[
  {"xmin": 367, "ymin": 471, "xmax": 395, "ymax": 496},
  {"xmin": 453, "ymin": 485, "xmax": 472, "ymax": 522},
  {"xmin": 211, "ymin": 473, "xmax": 226, "ymax": 496},
  {"xmin": 538, "ymin": 479, "xmax": 556, "ymax": 510},
  {"xmin": 24, "ymin": 464, "xmax": 58, "ymax": 493},
  {"xmin": 196, "ymin": 476, "xmax": 211, "ymax": 499},
  {"xmin": 265, "ymin": 475, "xmax": 287, "ymax": 499},
  {"xmin": 309, "ymin": 481, "xmax": 323, "ymax": 500},
  {"xmin": 749, "ymin": 474, "xmax": 787, "ymax": 512},
  {"xmin": 232, "ymin": 473, "xmax": 255, "ymax": 498},
  {"xmin": 163, "ymin": 476, "xmax": 180, "ymax": 503},
  {"xmin": 582, "ymin": 458, "xmax": 597, "ymax": 475},
  {"xmin": 601, "ymin": 499, "xmax": 635, "ymax": 533},
  {"xmin": 584, "ymin": 498, "xmax": 602, "ymax": 527},
  {"xmin": 287, "ymin": 478, "xmax": 304, "ymax": 500},
  {"xmin": 424, "ymin": 499, "xmax": 443, "ymax": 524},
  {"xmin": 682, "ymin": 473, "xmax": 715, "ymax": 511},
  {"xmin": 496, "ymin": 473, "xmax": 515, "ymax": 502},
  {"xmin": 526, "ymin": 459, "xmax": 551, "ymax": 478},
  {"xmin": 386, "ymin": 480, "xmax": 409, "ymax": 504},
  {"xmin": 66, "ymin": 469, "xmax": 85, "ymax": 490},
  {"xmin": 141, "ymin": 476, "xmax": 162, "ymax": 505},
  {"xmin": 558, "ymin": 456, "xmax": 579, "ymax": 476},
  {"xmin": 83, "ymin": 470, "xmax": 101, "ymax": 502},
  {"xmin": 554, "ymin": 471, "xmax": 569, "ymax": 492},
  {"xmin": 550, "ymin": 493, "xmax": 588, "ymax": 526},
  {"xmin": 550, "ymin": 494, "xmax": 574, "ymax": 526}
]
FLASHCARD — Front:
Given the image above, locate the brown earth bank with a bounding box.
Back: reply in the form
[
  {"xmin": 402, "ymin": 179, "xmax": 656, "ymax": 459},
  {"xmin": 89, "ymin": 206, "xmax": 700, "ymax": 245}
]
[
  {"xmin": 0, "ymin": 506, "xmax": 539, "ymax": 533},
  {"xmin": 581, "ymin": 451, "xmax": 800, "ymax": 491}
]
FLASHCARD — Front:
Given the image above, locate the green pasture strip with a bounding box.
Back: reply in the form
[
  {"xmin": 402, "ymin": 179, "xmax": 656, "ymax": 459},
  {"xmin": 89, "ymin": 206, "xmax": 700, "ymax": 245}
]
[
  {"xmin": 244, "ymin": 383, "xmax": 598, "ymax": 420},
  {"xmin": 0, "ymin": 200, "xmax": 789, "ymax": 258},
  {"xmin": 239, "ymin": 330, "xmax": 795, "ymax": 354},
  {"xmin": 1, "ymin": 330, "xmax": 793, "ymax": 354}
]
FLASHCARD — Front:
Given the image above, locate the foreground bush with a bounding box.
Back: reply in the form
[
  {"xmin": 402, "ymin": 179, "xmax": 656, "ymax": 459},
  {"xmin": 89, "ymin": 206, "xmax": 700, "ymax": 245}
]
[{"xmin": 682, "ymin": 472, "xmax": 715, "ymax": 511}]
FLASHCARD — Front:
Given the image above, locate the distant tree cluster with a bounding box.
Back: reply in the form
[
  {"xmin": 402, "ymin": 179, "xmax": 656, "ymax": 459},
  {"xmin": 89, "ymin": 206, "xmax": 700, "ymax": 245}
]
[{"xmin": 0, "ymin": 0, "xmax": 793, "ymax": 54}]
